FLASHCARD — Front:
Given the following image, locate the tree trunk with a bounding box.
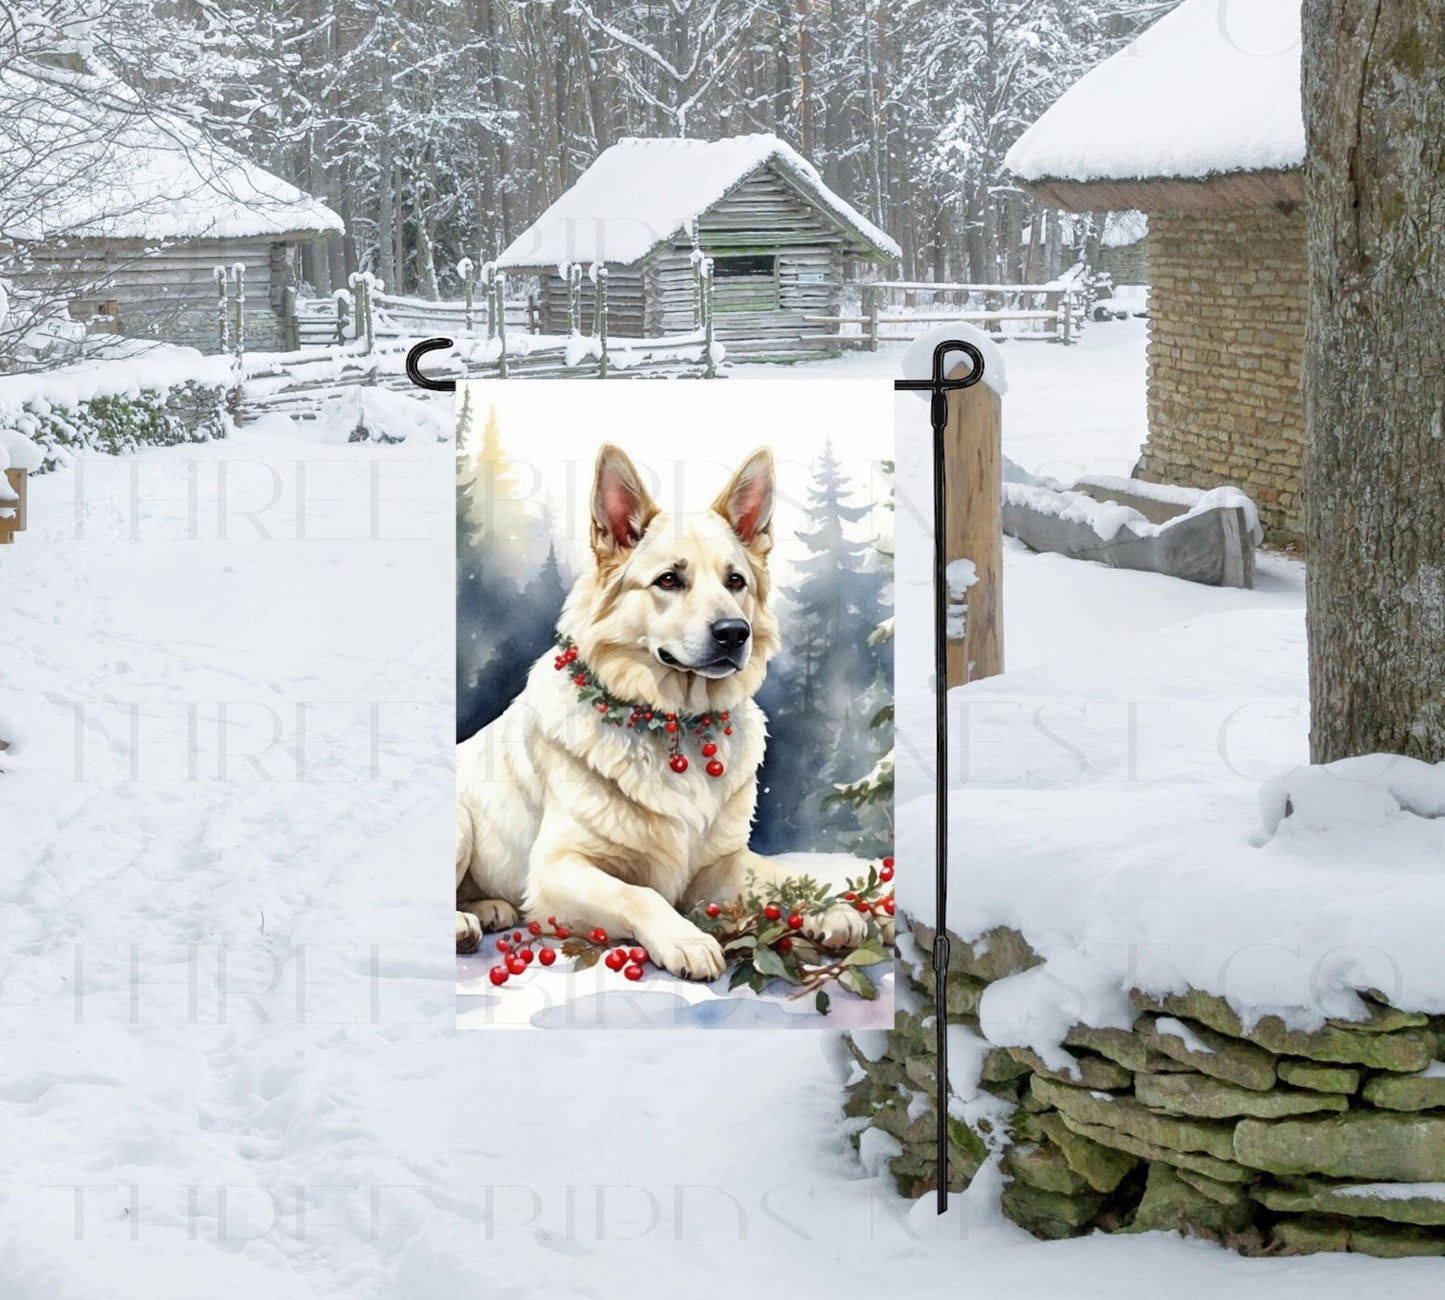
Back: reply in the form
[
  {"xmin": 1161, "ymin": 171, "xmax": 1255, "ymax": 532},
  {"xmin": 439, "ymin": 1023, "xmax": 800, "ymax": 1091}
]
[{"xmin": 1302, "ymin": 0, "xmax": 1445, "ymax": 764}]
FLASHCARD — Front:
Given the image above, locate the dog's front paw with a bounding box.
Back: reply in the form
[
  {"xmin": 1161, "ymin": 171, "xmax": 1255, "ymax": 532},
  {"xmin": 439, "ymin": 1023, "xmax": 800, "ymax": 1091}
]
[
  {"xmin": 802, "ymin": 902, "xmax": 869, "ymax": 950},
  {"xmin": 643, "ymin": 923, "xmax": 726, "ymax": 981},
  {"xmin": 456, "ymin": 911, "xmax": 482, "ymax": 954},
  {"xmin": 459, "ymin": 898, "xmax": 518, "ymax": 933}
]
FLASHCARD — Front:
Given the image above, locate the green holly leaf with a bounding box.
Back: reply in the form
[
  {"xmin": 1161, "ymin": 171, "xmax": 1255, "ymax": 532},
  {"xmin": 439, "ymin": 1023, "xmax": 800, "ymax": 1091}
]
[
  {"xmin": 755, "ymin": 924, "xmax": 786, "ymax": 946},
  {"xmin": 815, "ymin": 990, "xmax": 830, "ymax": 1015},
  {"xmin": 728, "ymin": 960, "xmax": 757, "ymax": 991},
  {"xmin": 751, "ymin": 944, "xmax": 792, "ymax": 981},
  {"xmin": 843, "ymin": 942, "xmax": 890, "ymax": 967},
  {"xmin": 572, "ymin": 947, "xmax": 602, "ymax": 972},
  {"xmin": 838, "ymin": 966, "xmax": 878, "ymax": 1000},
  {"xmin": 724, "ymin": 935, "xmax": 757, "ymax": 953}
]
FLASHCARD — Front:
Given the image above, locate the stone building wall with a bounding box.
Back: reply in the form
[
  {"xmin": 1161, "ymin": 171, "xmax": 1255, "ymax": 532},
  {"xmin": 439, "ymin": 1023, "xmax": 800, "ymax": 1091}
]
[
  {"xmin": 1098, "ymin": 238, "xmax": 1149, "ymax": 284},
  {"xmin": 1136, "ymin": 207, "xmax": 1307, "ymax": 546}
]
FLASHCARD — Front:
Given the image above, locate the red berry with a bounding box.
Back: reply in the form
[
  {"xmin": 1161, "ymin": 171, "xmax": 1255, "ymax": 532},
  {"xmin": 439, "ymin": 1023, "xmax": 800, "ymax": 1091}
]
[
  {"xmin": 666, "ymin": 713, "xmax": 676, "ymax": 721},
  {"xmin": 512, "ymin": 931, "xmax": 523, "ymax": 943},
  {"xmin": 777, "ymin": 938, "xmax": 793, "ymax": 954},
  {"xmin": 764, "ymin": 903, "xmax": 782, "ymax": 920},
  {"xmin": 883, "ymin": 896, "xmax": 895, "ymax": 915},
  {"xmin": 882, "ymin": 856, "xmax": 894, "ymax": 869},
  {"xmin": 597, "ymin": 703, "xmax": 608, "ymax": 714},
  {"xmin": 497, "ymin": 939, "xmax": 511, "ymax": 954},
  {"xmin": 843, "ymin": 892, "xmax": 856, "ymax": 901},
  {"xmin": 590, "ymin": 928, "xmax": 607, "ymax": 944},
  {"xmin": 670, "ymin": 754, "xmax": 689, "ymax": 773},
  {"xmin": 855, "ymin": 902, "xmax": 870, "ymax": 913},
  {"xmin": 787, "ymin": 913, "xmax": 804, "ymax": 929},
  {"xmin": 705, "ymin": 903, "xmax": 721, "ymax": 918},
  {"xmin": 505, "ymin": 955, "xmax": 526, "ymax": 975},
  {"xmin": 488, "ymin": 966, "xmax": 508, "ymax": 986},
  {"xmin": 705, "ymin": 759, "xmax": 724, "ymax": 777},
  {"xmin": 605, "ymin": 949, "xmax": 627, "ymax": 971},
  {"xmin": 701, "ymin": 741, "xmax": 718, "ymax": 758},
  {"xmin": 665, "ymin": 721, "xmax": 678, "ymax": 734},
  {"xmin": 554, "ymin": 927, "xmax": 570, "ymax": 939},
  {"xmin": 538, "ymin": 946, "xmax": 557, "ymax": 966},
  {"xmin": 879, "ymin": 864, "xmax": 894, "ymax": 882},
  {"xmin": 723, "ymin": 727, "xmax": 732, "ymax": 736},
  {"xmin": 547, "ymin": 916, "xmax": 557, "ymax": 926},
  {"xmin": 701, "ymin": 716, "xmax": 711, "ymax": 726},
  {"xmin": 629, "ymin": 947, "xmax": 647, "ymax": 963},
  {"xmin": 574, "ymin": 674, "xmax": 586, "ymax": 686},
  {"xmin": 720, "ymin": 712, "xmax": 730, "ymax": 721},
  {"xmin": 528, "ymin": 921, "xmax": 542, "ymax": 935},
  {"xmin": 623, "ymin": 963, "xmax": 645, "ymax": 981},
  {"xmin": 644, "ymin": 712, "xmax": 653, "ymax": 721}
]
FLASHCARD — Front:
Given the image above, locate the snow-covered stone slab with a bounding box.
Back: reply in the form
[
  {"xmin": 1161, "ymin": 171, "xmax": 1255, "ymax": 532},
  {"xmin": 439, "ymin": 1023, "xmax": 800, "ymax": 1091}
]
[{"xmin": 1002, "ymin": 480, "xmax": 1257, "ymax": 588}]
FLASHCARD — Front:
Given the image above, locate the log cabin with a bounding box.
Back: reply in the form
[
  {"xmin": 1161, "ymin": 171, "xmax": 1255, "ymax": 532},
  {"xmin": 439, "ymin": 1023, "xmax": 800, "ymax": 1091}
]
[
  {"xmin": 1006, "ymin": 0, "xmax": 1307, "ymax": 545},
  {"xmin": 1, "ymin": 51, "xmax": 341, "ymax": 356},
  {"xmin": 495, "ymin": 135, "xmax": 900, "ymax": 357}
]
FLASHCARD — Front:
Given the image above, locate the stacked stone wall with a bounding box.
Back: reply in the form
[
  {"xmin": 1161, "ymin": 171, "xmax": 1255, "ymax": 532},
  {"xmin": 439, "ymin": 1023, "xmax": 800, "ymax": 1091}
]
[{"xmin": 845, "ymin": 922, "xmax": 1445, "ymax": 1257}]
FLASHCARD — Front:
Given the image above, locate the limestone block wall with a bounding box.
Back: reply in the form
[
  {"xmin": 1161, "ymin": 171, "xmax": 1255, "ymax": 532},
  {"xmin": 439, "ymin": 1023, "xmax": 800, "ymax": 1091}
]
[
  {"xmin": 1136, "ymin": 208, "xmax": 1307, "ymax": 547},
  {"xmin": 845, "ymin": 920, "xmax": 1445, "ymax": 1257}
]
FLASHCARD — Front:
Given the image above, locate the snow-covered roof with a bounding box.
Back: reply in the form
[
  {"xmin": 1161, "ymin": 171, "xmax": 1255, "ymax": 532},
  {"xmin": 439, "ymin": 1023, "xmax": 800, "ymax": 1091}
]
[
  {"xmin": 1005, "ymin": 0, "xmax": 1303, "ymax": 187},
  {"xmin": 497, "ymin": 134, "xmax": 899, "ymax": 269},
  {"xmin": 1, "ymin": 55, "xmax": 342, "ymax": 243}
]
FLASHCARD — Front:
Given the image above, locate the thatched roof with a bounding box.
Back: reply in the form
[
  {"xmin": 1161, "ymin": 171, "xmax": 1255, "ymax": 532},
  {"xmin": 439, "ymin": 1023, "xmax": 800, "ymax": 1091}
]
[
  {"xmin": 1, "ymin": 53, "xmax": 341, "ymax": 243},
  {"xmin": 1005, "ymin": 0, "xmax": 1304, "ymax": 213},
  {"xmin": 497, "ymin": 133, "xmax": 899, "ymax": 269}
]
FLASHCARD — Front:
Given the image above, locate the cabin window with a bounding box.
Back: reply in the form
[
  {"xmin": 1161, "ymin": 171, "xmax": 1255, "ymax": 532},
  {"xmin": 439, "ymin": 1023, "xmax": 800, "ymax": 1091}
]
[{"xmin": 710, "ymin": 254, "xmax": 778, "ymax": 311}]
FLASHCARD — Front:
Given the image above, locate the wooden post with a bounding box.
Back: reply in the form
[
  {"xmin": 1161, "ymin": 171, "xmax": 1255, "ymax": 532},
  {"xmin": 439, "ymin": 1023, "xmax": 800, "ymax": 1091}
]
[
  {"xmin": 495, "ymin": 270, "xmax": 509, "ymax": 379},
  {"xmin": 484, "ymin": 264, "xmax": 495, "ymax": 338},
  {"xmin": 595, "ymin": 266, "xmax": 609, "ymax": 379},
  {"xmin": 942, "ymin": 367, "xmax": 1003, "ymax": 685},
  {"xmin": 354, "ymin": 275, "xmax": 367, "ymax": 352},
  {"xmin": 1061, "ymin": 290, "xmax": 1074, "ymax": 345},
  {"xmin": 215, "ymin": 267, "xmax": 229, "ymax": 354},
  {"xmin": 335, "ymin": 294, "xmax": 347, "ymax": 344},
  {"xmin": 282, "ymin": 286, "xmax": 298, "ymax": 352},
  {"xmin": 0, "ymin": 469, "xmax": 26, "ymax": 545},
  {"xmin": 527, "ymin": 289, "xmax": 538, "ymax": 334},
  {"xmin": 702, "ymin": 259, "xmax": 715, "ymax": 380},
  {"xmin": 863, "ymin": 285, "xmax": 879, "ymax": 352},
  {"xmin": 462, "ymin": 261, "xmax": 474, "ymax": 334},
  {"xmin": 232, "ymin": 264, "xmax": 245, "ymax": 360}
]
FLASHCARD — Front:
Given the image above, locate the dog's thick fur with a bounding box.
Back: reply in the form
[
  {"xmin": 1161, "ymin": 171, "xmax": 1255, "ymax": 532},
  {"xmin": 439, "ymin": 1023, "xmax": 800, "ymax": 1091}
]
[{"xmin": 455, "ymin": 444, "xmax": 866, "ymax": 978}]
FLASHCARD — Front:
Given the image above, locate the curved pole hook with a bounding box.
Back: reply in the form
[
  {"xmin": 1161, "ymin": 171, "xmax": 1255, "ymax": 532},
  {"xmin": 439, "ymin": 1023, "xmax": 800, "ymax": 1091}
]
[{"xmin": 406, "ymin": 337, "xmax": 458, "ymax": 392}]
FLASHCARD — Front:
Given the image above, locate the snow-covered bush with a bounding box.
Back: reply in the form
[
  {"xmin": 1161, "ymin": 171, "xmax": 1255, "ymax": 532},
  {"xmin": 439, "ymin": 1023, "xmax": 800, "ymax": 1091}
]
[{"xmin": 0, "ymin": 382, "xmax": 227, "ymax": 471}]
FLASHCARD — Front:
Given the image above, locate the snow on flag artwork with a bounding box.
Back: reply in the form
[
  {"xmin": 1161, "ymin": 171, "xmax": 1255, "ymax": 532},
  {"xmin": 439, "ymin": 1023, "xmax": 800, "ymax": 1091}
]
[{"xmin": 454, "ymin": 382, "xmax": 896, "ymax": 1029}]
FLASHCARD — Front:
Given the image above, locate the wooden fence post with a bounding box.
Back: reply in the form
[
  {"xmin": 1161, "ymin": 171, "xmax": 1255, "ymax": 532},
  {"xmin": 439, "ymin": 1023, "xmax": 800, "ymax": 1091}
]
[
  {"xmin": 361, "ymin": 276, "xmax": 374, "ymax": 354},
  {"xmin": 595, "ymin": 266, "xmax": 609, "ymax": 379},
  {"xmin": 1061, "ymin": 290, "xmax": 1074, "ymax": 345},
  {"xmin": 943, "ymin": 368, "xmax": 1004, "ymax": 685},
  {"xmin": 461, "ymin": 257, "xmax": 474, "ymax": 333},
  {"xmin": 231, "ymin": 264, "xmax": 245, "ymax": 360},
  {"xmin": 495, "ymin": 270, "xmax": 509, "ymax": 379},
  {"xmin": 697, "ymin": 259, "xmax": 715, "ymax": 379},
  {"xmin": 215, "ymin": 266, "xmax": 229, "ymax": 354},
  {"xmin": 335, "ymin": 294, "xmax": 347, "ymax": 344},
  {"xmin": 863, "ymin": 285, "xmax": 879, "ymax": 352},
  {"xmin": 282, "ymin": 286, "xmax": 298, "ymax": 352}
]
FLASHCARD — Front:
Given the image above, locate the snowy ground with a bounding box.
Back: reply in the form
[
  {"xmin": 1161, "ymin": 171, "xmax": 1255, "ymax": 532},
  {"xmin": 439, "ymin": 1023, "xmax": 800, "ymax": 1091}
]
[{"xmin": 1, "ymin": 327, "xmax": 1439, "ymax": 1294}]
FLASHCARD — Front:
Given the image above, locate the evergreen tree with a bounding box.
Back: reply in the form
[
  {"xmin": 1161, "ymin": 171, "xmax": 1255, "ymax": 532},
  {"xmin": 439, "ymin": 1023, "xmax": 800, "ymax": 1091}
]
[{"xmin": 754, "ymin": 441, "xmax": 891, "ymax": 852}]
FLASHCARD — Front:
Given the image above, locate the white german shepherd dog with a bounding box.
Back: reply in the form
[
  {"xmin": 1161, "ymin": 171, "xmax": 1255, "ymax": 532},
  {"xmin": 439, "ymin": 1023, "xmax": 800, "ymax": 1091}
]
[{"xmin": 455, "ymin": 443, "xmax": 867, "ymax": 978}]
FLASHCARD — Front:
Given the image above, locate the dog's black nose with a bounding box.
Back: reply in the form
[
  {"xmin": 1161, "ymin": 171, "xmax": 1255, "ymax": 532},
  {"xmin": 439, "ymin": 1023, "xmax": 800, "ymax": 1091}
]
[{"xmin": 710, "ymin": 619, "xmax": 751, "ymax": 652}]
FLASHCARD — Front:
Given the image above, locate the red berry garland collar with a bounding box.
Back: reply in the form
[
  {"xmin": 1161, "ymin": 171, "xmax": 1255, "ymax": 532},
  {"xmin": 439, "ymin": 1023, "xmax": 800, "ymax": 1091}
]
[{"xmin": 553, "ymin": 637, "xmax": 733, "ymax": 777}]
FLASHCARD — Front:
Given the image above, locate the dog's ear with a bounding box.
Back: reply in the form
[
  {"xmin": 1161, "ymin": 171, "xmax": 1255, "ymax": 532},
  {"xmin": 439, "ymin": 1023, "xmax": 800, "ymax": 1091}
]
[
  {"xmin": 713, "ymin": 449, "xmax": 774, "ymax": 549},
  {"xmin": 591, "ymin": 444, "xmax": 657, "ymax": 556}
]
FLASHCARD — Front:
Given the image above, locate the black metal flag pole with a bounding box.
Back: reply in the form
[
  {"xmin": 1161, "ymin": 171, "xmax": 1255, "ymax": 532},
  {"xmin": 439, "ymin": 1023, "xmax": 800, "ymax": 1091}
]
[{"xmin": 895, "ymin": 340, "xmax": 985, "ymax": 1214}]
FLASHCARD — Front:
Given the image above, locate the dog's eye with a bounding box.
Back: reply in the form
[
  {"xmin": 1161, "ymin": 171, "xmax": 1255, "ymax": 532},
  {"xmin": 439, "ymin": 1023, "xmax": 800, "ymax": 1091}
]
[
  {"xmin": 654, "ymin": 571, "xmax": 682, "ymax": 590},
  {"xmin": 726, "ymin": 572, "xmax": 747, "ymax": 592}
]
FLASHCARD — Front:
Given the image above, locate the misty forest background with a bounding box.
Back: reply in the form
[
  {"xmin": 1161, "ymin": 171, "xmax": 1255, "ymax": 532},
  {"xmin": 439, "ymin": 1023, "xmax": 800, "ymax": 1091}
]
[
  {"xmin": 457, "ymin": 393, "xmax": 894, "ymax": 858},
  {"xmin": 19, "ymin": 0, "xmax": 1178, "ymax": 295}
]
